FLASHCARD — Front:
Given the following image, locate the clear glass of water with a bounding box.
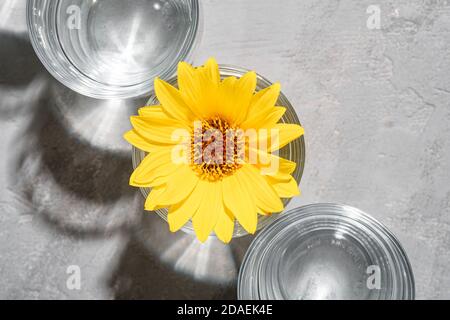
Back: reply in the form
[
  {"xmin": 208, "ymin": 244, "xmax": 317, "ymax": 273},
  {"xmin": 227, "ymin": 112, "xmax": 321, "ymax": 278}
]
[
  {"xmin": 238, "ymin": 204, "xmax": 415, "ymax": 300},
  {"xmin": 27, "ymin": 0, "xmax": 201, "ymax": 99}
]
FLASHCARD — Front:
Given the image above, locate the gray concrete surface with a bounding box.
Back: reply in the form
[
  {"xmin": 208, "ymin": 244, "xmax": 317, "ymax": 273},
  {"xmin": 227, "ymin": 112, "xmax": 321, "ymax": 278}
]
[{"xmin": 0, "ymin": 0, "xmax": 449, "ymax": 299}]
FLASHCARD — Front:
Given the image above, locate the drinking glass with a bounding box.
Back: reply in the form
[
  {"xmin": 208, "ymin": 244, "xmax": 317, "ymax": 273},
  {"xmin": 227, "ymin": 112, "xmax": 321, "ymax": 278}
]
[
  {"xmin": 238, "ymin": 203, "xmax": 415, "ymax": 299},
  {"xmin": 27, "ymin": 0, "xmax": 201, "ymax": 99}
]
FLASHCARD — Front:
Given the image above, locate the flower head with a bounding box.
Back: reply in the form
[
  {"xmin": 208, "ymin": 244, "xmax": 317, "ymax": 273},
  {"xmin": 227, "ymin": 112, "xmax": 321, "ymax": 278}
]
[{"xmin": 125, "ymin": 58, "xmax": 304, "ymax": 243}]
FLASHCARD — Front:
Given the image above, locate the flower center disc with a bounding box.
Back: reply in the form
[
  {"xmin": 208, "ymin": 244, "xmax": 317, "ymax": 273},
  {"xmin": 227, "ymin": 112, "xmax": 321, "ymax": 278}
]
[{"xmin": 191, "ymin": 117, "xmax": 243, "ymax": 181}]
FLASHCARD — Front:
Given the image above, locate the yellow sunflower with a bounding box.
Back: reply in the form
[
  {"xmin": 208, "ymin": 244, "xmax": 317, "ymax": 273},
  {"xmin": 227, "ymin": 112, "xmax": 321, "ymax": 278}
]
[{"xmin": 124, "ymin": 58, "xmax": 304, "ymax": 243}]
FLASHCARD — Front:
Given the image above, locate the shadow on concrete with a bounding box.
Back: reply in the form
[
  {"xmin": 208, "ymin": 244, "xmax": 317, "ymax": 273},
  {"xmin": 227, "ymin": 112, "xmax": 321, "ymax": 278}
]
[{"xmin": 107, "ymin": 213, "xmax": 253, "ymax": 299}]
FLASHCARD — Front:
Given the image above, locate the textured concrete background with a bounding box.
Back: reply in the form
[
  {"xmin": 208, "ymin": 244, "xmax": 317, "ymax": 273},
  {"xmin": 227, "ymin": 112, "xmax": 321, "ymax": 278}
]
[{"xmin": 0, "ymin": 0, "xmax": 449, "ymax": 299}]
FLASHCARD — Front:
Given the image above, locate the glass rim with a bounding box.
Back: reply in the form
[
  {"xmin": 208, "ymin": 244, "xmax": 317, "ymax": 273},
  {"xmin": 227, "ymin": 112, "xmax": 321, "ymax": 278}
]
[
  {"xmin": 26, "ymin": 0, "xmax": 202, "ymax": 99},
  {"xmin": 237, "ymin": 203, "xmax": 415, "ymax": 300},
  {"xmin": 132, "ymin": 65, "xmax": 306, "ymax": 238}
]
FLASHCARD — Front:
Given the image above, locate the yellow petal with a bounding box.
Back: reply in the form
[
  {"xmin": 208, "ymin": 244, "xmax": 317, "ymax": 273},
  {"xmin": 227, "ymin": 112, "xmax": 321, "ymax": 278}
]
[
  {"xmin": 138, "ymin": 105, "xmax": 171, "ymax": 120},
  {"xmin": 279, "ymin": 156, "xmax": 297, "ymax": 174},
  {"xmin": 144, "ymin": 186, "xmax": 166, "ymax": 211},
  {"xmin": 219, "ymin": 71, "xmax": 257, "ymax": 125},
  {"xmin": 192, "ymin": 181, "xmax": 221, "ymax": 242},
  {"xmin": 260, "ymin": 153, "xmax": 296, "ymax": 176},
  {"xmin": 177, "ymin": 69, "xmax": 220, "ymax": 119},
  {"xmin": 258, "ymin": 107, "xmax": 286, "ymax": 128},
  {"xmin": 222, "ymin": 172, "xmax": 257, "ymax": 234},
  {"xmin": 214, "ymin": 206, "xmax": 235, "ymax": 244},
  {"xmin": 177, "ymin": 59, "xmax": 223, "ymax": 119},
  {"xmin": 124, "ymin": 130, "xmax": 165, "ymax": 153},
  {"xmin": 177, "ymin": 62, "xmax": 204, "ymax": 117},
  {"xmin": 236, "ymin": 71, "xmax": 257, "ymax": 97},
  {"xmin": 266, "ymin": 175, "xmax": 301, "ymax": 198},
  {"xmin": 247, "ymin": 148, "xmax": 297, "ymax": 178},
  {"xmin": 130, "ymin": 116, "xmax": 190, "ymax": 145},
  {"xmin": 240, "ymin": 164, "xmax": 284, "ymax": 213},
  {"xmin": 241, "ymin": 83, "xmax": 281, "ymax": 129},
  {"xmin": 218, "ymin": 76, "xmax": 238, "ymax": 122},
  {"xmin": 198, "ymin": 57, "xmax": 220, "ymax": 85},
  {"xmin": 168, "ymin": 180, "xmax": 208, "ymax": 232},
  {"xmin": 268, "ymin": 124, "xmax": 305, "ymax": 152},
  {"xmin": 130, "ymin": 149, "xmax": 180, "ymax": 188},
  {"xmin": 257, "ymin": 208, "xmax": 273, "ymax": 216},
  {"xmin": 156, "ymin": 165, "xmax": 200, "ymax": 207},
  {"xmin": 154, "ymin": 78, "xmax": 193, "ymax": 123}
]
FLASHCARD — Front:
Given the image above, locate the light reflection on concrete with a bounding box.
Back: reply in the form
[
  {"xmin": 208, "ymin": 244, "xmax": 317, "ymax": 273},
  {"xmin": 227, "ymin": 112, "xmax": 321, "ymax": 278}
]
[
  {"xmin": 135, "ymin": 211, "xmax": 247, "ymax": 286},
  {"xmin": 50, "ymin": 81, "xmax": 146, "ymax": 154}
]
